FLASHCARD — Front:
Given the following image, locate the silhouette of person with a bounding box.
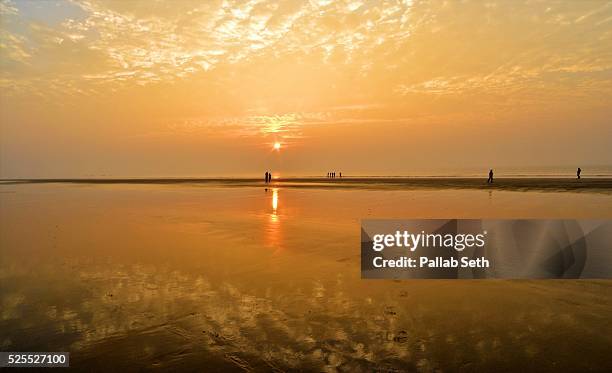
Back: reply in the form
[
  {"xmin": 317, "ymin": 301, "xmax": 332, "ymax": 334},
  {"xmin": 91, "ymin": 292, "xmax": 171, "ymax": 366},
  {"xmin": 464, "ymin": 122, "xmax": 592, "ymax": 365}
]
[
  {"xmin": 577, "ymin": 167, "xmax": 581, "ymax": 180},
  {"xmin": 265, "ymin": 171, "xmax": 269, "ymax": 183},
  {"xmin": 339, "ymin": 172, "xmax": 342, "ymax": 178},
  {"xmin": 268, "ymin": 171, "xmax": 272, "ymax": 182},
  {"xmin": 487, "ymin": 169, "xmax": 494, "ymax": 184}
]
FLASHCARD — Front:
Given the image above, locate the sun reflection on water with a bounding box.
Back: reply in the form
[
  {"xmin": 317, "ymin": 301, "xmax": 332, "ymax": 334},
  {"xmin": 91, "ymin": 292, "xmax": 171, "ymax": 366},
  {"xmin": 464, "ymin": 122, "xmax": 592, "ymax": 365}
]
[
  {"xmin": 266, "ymin": 188, "xmax": 282, "ymax": 251},
  {"xmin": 272, "ymin": 188, "xmax": 278, "ymax": 214}
]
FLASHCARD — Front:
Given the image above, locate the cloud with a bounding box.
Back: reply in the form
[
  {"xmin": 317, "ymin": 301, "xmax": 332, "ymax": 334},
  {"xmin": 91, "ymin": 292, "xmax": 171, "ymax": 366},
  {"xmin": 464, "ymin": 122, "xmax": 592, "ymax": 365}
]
[
  {"xmin": 0, "ymin": 0, "xmax": 17, "ymax": 16},
  {"xmin": 1, "ymin": 0, "xmax": 611, "ymax": 128}
]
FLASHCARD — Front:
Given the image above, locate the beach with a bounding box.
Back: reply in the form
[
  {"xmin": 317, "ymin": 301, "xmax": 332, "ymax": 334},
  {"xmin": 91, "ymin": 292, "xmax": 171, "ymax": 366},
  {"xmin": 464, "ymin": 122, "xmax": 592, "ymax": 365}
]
[
  {"xmin": 1, "ymin": 181, "xmax": 611, "ymax": 371},
  {"xmin": 2, "ymin": 0, "xmax": 611, "ymax": 370},
  {"xmin": 3, "ymin": 177, "xmax": 612, "ymax": 194}
]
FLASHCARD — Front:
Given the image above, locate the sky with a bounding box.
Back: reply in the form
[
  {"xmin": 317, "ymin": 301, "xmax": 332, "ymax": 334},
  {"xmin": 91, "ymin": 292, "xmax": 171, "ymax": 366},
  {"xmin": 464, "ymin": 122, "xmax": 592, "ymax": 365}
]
[{"xmin": 1, "ymin": 0, "xmax": 611, "ymax": 178}]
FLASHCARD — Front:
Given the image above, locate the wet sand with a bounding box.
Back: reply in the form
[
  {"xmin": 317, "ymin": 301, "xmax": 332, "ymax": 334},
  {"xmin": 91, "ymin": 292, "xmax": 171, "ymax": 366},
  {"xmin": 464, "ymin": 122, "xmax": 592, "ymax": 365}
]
[
  {"xmin": 1, "ymin": 183, "xmax": 612, "ymax": 371},
  {"xmin": 2, "ymin": 177, "xmax": 612, "ymax": 194}
]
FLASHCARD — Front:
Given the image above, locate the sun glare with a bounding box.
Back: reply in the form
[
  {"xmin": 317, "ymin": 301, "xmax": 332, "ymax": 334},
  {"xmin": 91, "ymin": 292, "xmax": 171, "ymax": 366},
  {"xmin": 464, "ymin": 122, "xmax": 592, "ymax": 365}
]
[{"xmin": 274, "ymin": 142, "xmax": 281, "ymax": 150}]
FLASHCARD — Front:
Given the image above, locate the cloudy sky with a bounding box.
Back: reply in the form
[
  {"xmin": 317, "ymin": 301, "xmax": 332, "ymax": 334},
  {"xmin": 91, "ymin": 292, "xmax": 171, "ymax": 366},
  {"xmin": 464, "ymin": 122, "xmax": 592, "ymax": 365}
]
[{"xmin": 1, "ymin": 0, "xmax": 611, "ymax": 177}]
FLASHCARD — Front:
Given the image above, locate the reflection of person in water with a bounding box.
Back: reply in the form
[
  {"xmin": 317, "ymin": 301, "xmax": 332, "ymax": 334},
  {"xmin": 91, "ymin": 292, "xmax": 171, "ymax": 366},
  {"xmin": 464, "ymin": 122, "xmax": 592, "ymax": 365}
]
[
  {"xmin": 577, "ymin": 167, "xmax": 581, "ymax": 180},
  {"xmin": 487, "ymin": 169, "xmax": 494, "ymax": 184}
]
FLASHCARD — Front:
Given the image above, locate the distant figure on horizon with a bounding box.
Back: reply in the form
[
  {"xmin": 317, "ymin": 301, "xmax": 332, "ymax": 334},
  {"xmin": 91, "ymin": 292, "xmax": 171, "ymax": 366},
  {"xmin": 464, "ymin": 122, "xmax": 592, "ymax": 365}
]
[
  {"xmin": 339, "ymin": 172, "xmax": 342, "ymax": 178},
  {"xmin": 577, "ymin": 167, "xmax": 581, "ymax": 180},
  {"xmin": 265, "ymin": 171, "xmax": 269, "ymax": 183},
  {"xmin": 268, "ymin": 171, "xmax": 272, "ymax": 182},
  {"xmin": 487, "ymin": 169, "xmax": 494, "ymax": 184}
]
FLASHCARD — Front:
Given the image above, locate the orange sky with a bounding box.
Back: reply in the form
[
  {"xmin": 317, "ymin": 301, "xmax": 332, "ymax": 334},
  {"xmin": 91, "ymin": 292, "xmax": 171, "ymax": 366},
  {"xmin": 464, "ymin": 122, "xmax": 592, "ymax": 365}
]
[{"xmin": 1, "ymin": 0, "xmax": 611, "ymax": 177}]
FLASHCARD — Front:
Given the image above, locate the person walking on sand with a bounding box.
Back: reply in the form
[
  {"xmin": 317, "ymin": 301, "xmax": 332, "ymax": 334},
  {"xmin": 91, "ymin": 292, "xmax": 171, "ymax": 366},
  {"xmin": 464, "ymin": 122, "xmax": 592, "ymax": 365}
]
[
  {"xmin": 487, "ymin": 169, "xmax": 494, "ymax": 184},
  {"xmin": 577, "ymin": 167, "xmax": 581, "ymax": 180}
]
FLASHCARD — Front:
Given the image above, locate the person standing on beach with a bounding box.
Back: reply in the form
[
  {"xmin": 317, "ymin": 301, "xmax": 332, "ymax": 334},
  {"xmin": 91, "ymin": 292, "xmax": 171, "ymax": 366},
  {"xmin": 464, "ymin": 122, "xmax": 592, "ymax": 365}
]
[
  {"xmin": 268, "ymin": 171, "xmax": 272, "ymax": 182},
  {"xmin": 265, "ymin": 171, "xmax": 269, "ymax": 183},
  {"xmin": 487, "ymin": 169, "xmax": 494, "ymax": 184},
  {"xmin": 577, "ymin": 167, "xmax": 581, "ymax": 179}
]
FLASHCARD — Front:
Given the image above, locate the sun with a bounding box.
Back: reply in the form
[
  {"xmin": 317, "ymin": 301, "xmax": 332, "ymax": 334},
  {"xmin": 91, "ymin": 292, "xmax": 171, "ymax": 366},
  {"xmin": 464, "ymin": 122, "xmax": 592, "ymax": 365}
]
[{"xmin": 273, "ymin": 142, "xmax": 281, "ymax": 150}]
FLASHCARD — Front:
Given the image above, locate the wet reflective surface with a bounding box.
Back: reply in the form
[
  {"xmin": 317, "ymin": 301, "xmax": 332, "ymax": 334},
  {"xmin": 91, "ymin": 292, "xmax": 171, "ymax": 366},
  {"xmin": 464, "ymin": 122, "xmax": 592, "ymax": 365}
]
[{"xmin": 1, "ymin": 183, "xmax": 611, "ymax": 371}]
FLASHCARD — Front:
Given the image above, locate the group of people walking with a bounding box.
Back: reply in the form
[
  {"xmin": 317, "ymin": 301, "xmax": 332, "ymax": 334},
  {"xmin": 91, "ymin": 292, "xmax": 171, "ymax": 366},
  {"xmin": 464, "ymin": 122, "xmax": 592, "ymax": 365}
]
[
  {"xmin": 487, "ymin": 167, "xmax": 583, "ymax": 184},
  {"xmin": 264, "ymin": 171, "xmax": 343, "ymax": 181},
  {"xmin": 264, "ymin": 168, "xmax": 584, "ymax": 184}
]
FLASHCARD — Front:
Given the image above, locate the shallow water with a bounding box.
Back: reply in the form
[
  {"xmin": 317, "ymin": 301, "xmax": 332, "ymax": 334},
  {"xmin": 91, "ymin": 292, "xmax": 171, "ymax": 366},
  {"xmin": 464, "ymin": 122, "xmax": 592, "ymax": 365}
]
[{"xmin": 1, "ymin": 184, "xmax": 611, "ymax": 371}]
